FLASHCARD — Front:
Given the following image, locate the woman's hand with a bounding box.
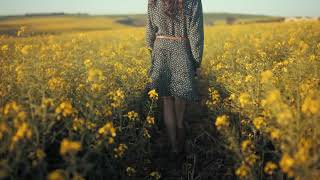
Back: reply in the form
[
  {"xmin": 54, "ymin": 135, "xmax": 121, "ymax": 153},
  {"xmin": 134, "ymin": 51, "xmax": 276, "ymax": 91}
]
[{"xmin": 148, "ymin": 48, "xmax": 153, "ymax": 56}]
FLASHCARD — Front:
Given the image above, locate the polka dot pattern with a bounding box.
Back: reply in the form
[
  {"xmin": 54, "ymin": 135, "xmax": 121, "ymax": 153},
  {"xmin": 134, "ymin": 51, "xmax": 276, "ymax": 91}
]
[{"xmin": 146, "ymin": 0, "xmax": 204, "ymax": 102}]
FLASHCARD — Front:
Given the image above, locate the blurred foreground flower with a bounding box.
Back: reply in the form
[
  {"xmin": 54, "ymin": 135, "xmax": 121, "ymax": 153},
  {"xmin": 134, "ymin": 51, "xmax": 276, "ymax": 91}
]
[
  {"xmin": 264, "ymin": 161, "xmax": 278, "ymax": 175},
  {"xmin": 60, "ymin": 139, "xmax": 81, "ymax": 156},
  {"xmin": 47, "ymin": 169, "xmax": 66, "ymax": 180}
]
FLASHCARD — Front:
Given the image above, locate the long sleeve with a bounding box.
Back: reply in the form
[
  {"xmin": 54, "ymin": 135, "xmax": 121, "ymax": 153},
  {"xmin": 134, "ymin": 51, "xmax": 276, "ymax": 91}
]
[
  {"xmin": 146, "ymin": 3, "xmax": 157, "ymax": 50},
  {"xmin": 187, "ymin": 0, "xmax": 204, "ymax": 69}
]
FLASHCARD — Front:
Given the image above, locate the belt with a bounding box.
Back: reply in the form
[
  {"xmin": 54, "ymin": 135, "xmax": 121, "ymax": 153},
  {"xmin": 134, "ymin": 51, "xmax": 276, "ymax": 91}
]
[{"xmin": 156, "ymin": 35, "xmax": 188, "ymax": 41}]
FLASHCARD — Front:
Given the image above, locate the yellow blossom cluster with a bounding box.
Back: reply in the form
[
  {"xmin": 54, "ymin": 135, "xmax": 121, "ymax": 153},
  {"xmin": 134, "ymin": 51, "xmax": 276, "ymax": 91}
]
[
  {"xmin": 108, "ymin": 89, "xmax": 125, "ymax": 109},
  {"xmin": 143, "ymin": 128, "xmax": 151, "ymax": 139},
  {"xmin": 113, "ymin": 143, "xmax": 128, "ymax": 158},
  {"xmin": 55, "ymin": 100, "xmax": 73, "ymax": 119},
  {"xmin": 97, "ymin": 122, "xmax": 116, "ymax": 144},
  {"xmin": 252, "ymin": 116, "xmax": 266, "ymax": 130},
  {"xmin": 146, "ymin": 116, "xmax": 155, "ymax": 125},
  {"xmin": 48, "ymin": 77, "xmax": 65, "ymax": 91},
  {"xmin": 206, "ymin": 87, "xmax": 221, "ymax": 109},
  {"xmin": 215, "ymin": 115, "xmax": 230, "ymax": 130},
  {"xmin": 127, "ymin": 111, "xmax": 139, "ymax": 121},
  {"xmin": 60, "ymin": 138, "xmax": 82, "ymax": 156},
  {"xmin": 10, "ymin": 122, "xmax": 32, "ymax": 150},
  {"xmin": 148, "ymin": 89, "xmax": 158, "ymax": 101}
]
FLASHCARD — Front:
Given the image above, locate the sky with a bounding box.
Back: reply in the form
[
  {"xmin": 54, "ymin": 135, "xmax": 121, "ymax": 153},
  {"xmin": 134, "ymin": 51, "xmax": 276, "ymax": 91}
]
[{"xmin": 0, "ymin": 0, "xmax": 320, "ymax": 17}]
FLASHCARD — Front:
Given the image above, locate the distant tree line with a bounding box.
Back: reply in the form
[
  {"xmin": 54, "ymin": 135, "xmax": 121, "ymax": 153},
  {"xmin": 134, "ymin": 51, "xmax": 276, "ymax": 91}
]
[{"xmin": 24, "ymin": 12, "xmax": 89, "ymax": 17}]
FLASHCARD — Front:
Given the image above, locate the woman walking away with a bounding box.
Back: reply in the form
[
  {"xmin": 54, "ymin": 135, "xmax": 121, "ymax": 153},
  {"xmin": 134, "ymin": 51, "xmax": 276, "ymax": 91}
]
[{"xmin": 146, "ymin": 0, "xmax": 204, "ymax": 159}]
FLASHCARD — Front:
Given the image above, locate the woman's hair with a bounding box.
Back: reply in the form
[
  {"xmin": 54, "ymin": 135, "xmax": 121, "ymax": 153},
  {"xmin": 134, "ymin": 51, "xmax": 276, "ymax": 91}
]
[{"xmin": 150, "ymin": 0, "xmax": 184, "ymax": 18}]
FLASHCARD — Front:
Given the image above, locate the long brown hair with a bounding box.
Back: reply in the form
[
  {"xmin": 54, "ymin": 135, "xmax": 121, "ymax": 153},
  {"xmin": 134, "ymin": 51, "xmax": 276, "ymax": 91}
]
[{"xmin": 151, "ymin": 0, "xmax": 184, "ymax": 18}]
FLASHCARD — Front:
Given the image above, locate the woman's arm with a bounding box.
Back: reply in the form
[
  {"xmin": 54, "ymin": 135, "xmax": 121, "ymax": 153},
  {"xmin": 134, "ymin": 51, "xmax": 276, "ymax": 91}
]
[
  {"xmin": 187, "ymin": 0, "xmax": 204, "ymax": 69},
  {"xmin": 146, "ymin": 2, "xmax": 157, "ymax": 51}
]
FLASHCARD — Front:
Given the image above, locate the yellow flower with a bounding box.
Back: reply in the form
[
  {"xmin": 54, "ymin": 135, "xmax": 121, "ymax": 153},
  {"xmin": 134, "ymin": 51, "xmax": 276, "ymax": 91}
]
[
  {"xmin": 87, "ymin": 68, "xmax": 104, "ymax": 82},
  {"xmin": 47, "ymin": 169, "xmax": 66, "ymax": 180},
  {"xmin": 294, "ymin": 138, "xmax": 312, "ymax": 163},
  {"xmin": 98, "ymin": 122, "xmax": 116, "ymax": 136},
  {"xmin": 148, "ymin": 89, "xmax": 158, "ymax": 101},
  {"xmin": 126, "ymin": 166, "xmax": 136, "ymax": 176},
  {"xmin": 235, "ymin": 163, "xmax": 250, "ymax": 177},
  {"xmin": 143, "ymin": 128, "xmax": 151, "ymax": 139},
  {"xmin": 1, "ymin": 44, "xmax": 9, "ymax": 51},
  {"xmin": 252, "ymin": 117, "xmax": 266, "ymax": 130},
  {"xmin": 108, "ymin": 89, "xmax": 125, "ymax": 108},
  {"xmin": 260, "ymin": 70, "xmax": 273, "ymax": 84},
  {"xmin": 48, "ymin": 77, "xmax": 65, "ymax": 90},
  {"xmin": 20, "ymin": 45, "xmax": 32, "ymax": 55},
  {"xmin": 42, "ymin": 98, "xmax": 54, "ymax": 108},
  {"xmin": 72, "ymin": 118, "xmax": 85, "ymax": 132},
  {"xmin": 206, "ymin": 88, "xmax": 221, "ymax": 108},
  {"xmin": 114, "ymin": 143, "xmax": 128, "ymax": 158},
  {"xmin": 276, "ymin": 108, "xmax": 293, "ymax": 125},
  {"xmin": 127, "ymin": 111, "xmax": 139, "ymax": 121},
  {"xmin": 11, "ymin": 122, "xmax": 32, "ymax": 149},
  {"xmin": 215, "ymin": 115, "xmax": 229, "ymax": 130},
  {"xmin": 59, "ymin": 138, "xmax": 81, "ymax": 155},
  {"xmin": 245, "ymin": 154, "xmax": 259, "ymax": 166},
  {"xmin": 269, "ymin": 128, "xmax": 281, "ymax": 140},
  {"xmin": 241, "ymin": 140, "xmax": 254, "ymax": 153},
  {"xmin": 262, "ymin": 90, "xmax": 281, "ymax": 106},
  {"xmin": 264, "ymin": 161, "xmax": 277, "ymax": 175},
  {"xmin": 146, "ymin": 116, "xmax": 155, "ymax": 125},
  {"xmin": 150, "ymin": 171, "xmax": 161, "ymax": 180},
  {"xmin": 301, "ymin": 91, "xmax": 320, "ymax": 116},
  {"xmin": 279, "ymin": 153, "xmax": 294, "ymax": 177},
  {"xmin": 245, "ymin": 75, "xmax": 254, "ymax": 83},
  {"xmin": 97, "ymin": 122, "xmax": 116, "ymax": 144},
  {"xmin": 84, "ymin": 59, "xmax": 93, "ymax": 68},
  {"xmin": 104, "ymin": 106, "xmax": 113, "ymax": 116},
  {"xmin": 108, "ymin": 137, "xmax": 114, "ymax": 144},
  {"xmin": 55, "ymin": 101, "xmax": 73, "ymax": 118},
  {"xmin": 228, "ymin": 93, "xmax": 236, "ymax": 101},
  {"xmin": 36, "ymin": 148, "xmax": 46, "ymax": 160},
  {"xmin": 3, "ymin": 101, "xmax": 21, "ymax": 115},
  {"xmin": 90, "ymin": 83, "xmax": 102, "ymax": 92},
  {"xmin": 239, "ymin": 93, "xmax": 251, "ymax": 107}
]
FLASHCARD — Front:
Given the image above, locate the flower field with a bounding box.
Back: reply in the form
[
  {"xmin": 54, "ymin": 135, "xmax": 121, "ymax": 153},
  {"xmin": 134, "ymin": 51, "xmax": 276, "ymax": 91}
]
[{"xmin": 0, "ymin": 19, "xmax": 319, "ymax": 179}]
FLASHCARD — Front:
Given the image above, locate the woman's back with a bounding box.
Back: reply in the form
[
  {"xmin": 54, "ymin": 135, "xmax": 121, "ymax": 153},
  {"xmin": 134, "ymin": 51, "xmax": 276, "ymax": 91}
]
[{"xmin": 147, "ymin": 0, "xmax": 204, "ymax": 68}]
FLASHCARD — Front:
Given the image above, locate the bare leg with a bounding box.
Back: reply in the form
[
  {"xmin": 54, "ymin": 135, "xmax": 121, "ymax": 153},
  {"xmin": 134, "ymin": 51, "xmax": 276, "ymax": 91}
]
[
  {"xmin": 162, "ymin": 96, "xmax": 178, "ymax": 152},
  {"xmin": 174, "ymin": 97, "xmax": 187, "ymax": 153}
]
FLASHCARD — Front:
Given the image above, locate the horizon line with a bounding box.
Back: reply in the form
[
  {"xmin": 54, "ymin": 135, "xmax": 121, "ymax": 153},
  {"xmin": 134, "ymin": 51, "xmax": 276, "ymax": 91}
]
[{"xmin": 0, "ymin": 11, "xmax": 308, "ymax": 18}]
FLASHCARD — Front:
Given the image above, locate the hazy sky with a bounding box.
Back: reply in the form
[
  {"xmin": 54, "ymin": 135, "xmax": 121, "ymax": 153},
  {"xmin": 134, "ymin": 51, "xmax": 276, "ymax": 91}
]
[{"xmin": 0, "ymin": 0, "xmax": 319, "ymax": 17}]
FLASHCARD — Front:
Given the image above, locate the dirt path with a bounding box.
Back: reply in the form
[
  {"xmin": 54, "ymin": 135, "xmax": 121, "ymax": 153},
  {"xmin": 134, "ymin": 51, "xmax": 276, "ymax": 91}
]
[{"xmin": 150, "ymin": 77, "xmax": 236, "ymax": 180}]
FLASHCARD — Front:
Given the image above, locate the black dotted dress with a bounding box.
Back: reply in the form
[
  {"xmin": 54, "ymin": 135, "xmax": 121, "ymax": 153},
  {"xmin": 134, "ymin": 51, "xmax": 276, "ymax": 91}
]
[{"xmin": 146, "ymin": 0, "xmax": 204, "ymax": 102}]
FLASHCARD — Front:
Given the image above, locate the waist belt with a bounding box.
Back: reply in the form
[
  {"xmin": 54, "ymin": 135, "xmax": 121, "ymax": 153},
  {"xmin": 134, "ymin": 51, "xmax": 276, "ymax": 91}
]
[{"xmin": 156, "ymin": 35, "xmax": 188, "ymax": 41}]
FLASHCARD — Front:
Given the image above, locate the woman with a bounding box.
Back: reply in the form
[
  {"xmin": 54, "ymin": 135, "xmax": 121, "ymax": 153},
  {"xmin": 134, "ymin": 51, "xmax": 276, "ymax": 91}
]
[{"xmin": 146, "ymin": 0, "xmax": 204, "ymax": 157}]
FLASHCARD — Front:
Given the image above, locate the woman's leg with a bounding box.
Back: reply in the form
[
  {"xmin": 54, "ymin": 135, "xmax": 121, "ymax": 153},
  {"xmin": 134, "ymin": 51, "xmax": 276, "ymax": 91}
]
[
  {"xmin": 174, "ymin": 97, "xmax": 186, "ymax": 128},
  {"xmin": 174, "ymin": 97, "xmax": 187, "ymax": 152},
  {"xmin": 162, "ymin": 96, "xmax": 178, "ymax": 152}
]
